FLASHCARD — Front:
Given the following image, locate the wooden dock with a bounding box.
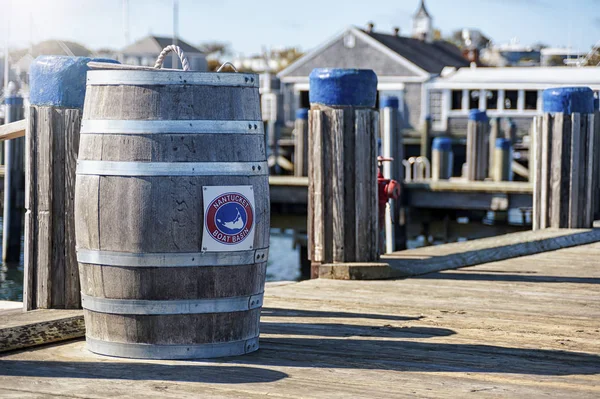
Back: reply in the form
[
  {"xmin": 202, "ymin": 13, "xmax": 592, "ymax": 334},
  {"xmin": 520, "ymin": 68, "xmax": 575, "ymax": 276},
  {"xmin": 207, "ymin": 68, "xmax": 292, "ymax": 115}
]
[
  {"xmin": 1, "ymin": 239, "xmax": 598, "ymax": 398},
  {"xmin": 269, "ymin": 176, "xmax": 532, "ymax": 211}
]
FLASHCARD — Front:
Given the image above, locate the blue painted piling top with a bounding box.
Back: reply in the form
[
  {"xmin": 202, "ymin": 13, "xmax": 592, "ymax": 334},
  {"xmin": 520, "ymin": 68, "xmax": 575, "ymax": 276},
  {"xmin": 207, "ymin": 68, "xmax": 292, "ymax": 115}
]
[
  {"xmin": 542, "ymin": 87, "xmax": 594, "ymax": 114},
  {"xmin": 5, "ymin": 96, "xmax": 23, "ymax": 105},
  {"xmin": 30, "ymin": 56, "xmax": 119, "ymax": 108},
  {"xmin": 432, "ymin": 137, "xmax": 452, "ymax": 151},
  {"xmin": 495, "ymin": 138, "xmax": 512, "ymax": 150},
  {"xmin": 469, "ymin": 109, "xmax": 488, "ymax": 122},
  {"xmin": 380, "ymin": 96, "xmax": 399, "ymax": 109},
  {"xmin": 309, "ymin": 68, "xmax": 377, "ymax": 107},
  {"xmin": 295, "ymin": 108, "xmax": 309, "ymax": 120}
]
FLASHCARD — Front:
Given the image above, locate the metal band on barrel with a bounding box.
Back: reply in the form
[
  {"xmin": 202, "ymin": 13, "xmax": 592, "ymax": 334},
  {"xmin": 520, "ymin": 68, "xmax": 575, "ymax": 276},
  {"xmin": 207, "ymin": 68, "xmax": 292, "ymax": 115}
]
[
  {"xmin": 87, "ymin": 70, "xmax": 259, "ymax": 87},
  {"xmin": 81, "ymin": 293, "xmax": 264, "ymax": 315},
  {"xmin": 80, "ymin": 120, "xmax": 264, "ymax": 135},
  {"xmin": 77, "ymin": 248, "xmax": 269, "ymax": 267},
  {"xmin": 76, "ymin": 160, "xmax": 268, "ymax": 176},
  {"xmin": 85, "ymin": 336, "xmax": 259, "ymax": 359}
]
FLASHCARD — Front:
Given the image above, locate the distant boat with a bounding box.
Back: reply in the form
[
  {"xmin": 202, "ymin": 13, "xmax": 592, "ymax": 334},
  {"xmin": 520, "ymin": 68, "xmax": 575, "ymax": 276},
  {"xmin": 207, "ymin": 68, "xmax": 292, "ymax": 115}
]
[{"xmin": 217, "ymin": 209, "xmax": 244, "ymax": 230}]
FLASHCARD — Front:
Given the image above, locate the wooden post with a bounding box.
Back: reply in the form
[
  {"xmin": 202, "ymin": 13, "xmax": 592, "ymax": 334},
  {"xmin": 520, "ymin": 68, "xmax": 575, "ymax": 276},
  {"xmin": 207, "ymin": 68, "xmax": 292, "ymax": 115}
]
[
  {"xmin": 2, "ymin": 83, "xmax": 25, "ymax": 263},
  {"xmin": 431, "ymin": 137, "xmax": 453, "ymax": 180},
  {"xmin": 533, "ymin": 87, "xmax": 595, "ymax": 230},
  {"xmin": 594, "ymin": 97, "xmax": 600, "ymax": 221},
  {"xmin": 492, "ymin": 138, "xmax": 512, "ymax": 182},
  {"xmin": 24, "ymin": 56, "xmax": 117, "ymax": 310},
  {"xmin": 466, "ymin": 110, "xmax": 489, "ymax": 181},
  {"xmin": 380, "ymin": 96, "xmax": 405, "ymax": 253},
  {"xmin": 293, "ymin": 108, "xmax": 309, "ymax": 177},
  {"xmin": 308, "ymin": 68, "xmax": 379, "ymax": 278},
  {"xmin": 488, "ymin": 117, "xmax": 499, "ymax": 179},
  {"xmin": 420, "ymin": 116, "xmax": 431, "ymax": 161}
]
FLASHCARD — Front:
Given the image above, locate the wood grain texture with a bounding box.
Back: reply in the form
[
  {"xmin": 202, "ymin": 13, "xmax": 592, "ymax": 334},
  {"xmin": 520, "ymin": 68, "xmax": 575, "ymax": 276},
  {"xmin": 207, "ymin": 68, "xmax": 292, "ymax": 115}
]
[
  {"xmin": 0, "ymin": 119, "xmax": 26, "ymax": 141},
  {"xmin": 568, "ymin": 113, "xmax": 581, "ymax": 228},
  {"xmin": 36, "ymin": 107, "xmax": 53, "ymax": 309},
  {"xmin": 293, "ymin": 118, "xmax": 308, "ymax": 177},
  {"xmin": 75, "ymin": 78, "xmax": 268, "ymax": 353},
  {"xmin": 1, "ymin": 241, "xmax": 599, "ymax": 398},
  {"xmin": 594, "ymin": 111, "xmax": 600, "ymax": 220},
  {"xmin": 0, "ymin": 309, "xmax": 84, "ymax": 353},
  {"xmin": 331, "ymin": 109, "xmax": 345, "ymax": 263},
  {"xmin": 23, "ymin": 107, "xmax": 37, "ymax": 311}
]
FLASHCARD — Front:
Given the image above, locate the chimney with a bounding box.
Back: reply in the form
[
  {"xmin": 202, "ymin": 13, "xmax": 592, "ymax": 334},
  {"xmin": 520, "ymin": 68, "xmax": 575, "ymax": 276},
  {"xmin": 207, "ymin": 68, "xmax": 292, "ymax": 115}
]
[
  {"xmin": 366, "ymin": 22, "xmax": 374, "ymax": 33},
  {"xmin": 393, "ymin": 27, "xmax": 400, "ymax": 36}
]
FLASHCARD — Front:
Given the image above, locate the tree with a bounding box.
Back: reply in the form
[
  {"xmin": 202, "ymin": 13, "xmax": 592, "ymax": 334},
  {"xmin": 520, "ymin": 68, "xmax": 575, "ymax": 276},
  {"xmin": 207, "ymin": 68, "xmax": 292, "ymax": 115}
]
[{"xmin": 198, "ymin": 41, "xmax": 231, "ymax": 60}]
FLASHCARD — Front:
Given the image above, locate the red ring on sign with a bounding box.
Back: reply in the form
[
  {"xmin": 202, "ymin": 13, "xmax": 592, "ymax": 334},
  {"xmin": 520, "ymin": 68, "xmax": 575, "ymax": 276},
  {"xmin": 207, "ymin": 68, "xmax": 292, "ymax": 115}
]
[{"xmin": 205, "ymin": 192, "xmax": 254, "ymax": 245}]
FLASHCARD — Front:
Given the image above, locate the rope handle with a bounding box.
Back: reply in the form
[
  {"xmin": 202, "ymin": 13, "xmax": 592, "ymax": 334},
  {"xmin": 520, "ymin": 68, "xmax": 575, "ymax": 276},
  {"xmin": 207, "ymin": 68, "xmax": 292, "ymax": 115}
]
[{"xmin": 154, "ymin": 45, "xmax": 190, "ymax": 71}]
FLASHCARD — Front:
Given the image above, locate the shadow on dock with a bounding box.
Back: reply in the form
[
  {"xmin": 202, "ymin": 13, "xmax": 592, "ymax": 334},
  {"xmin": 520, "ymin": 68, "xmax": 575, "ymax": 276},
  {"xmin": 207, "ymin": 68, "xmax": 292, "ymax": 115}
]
[
  {"xmin": 248, "ymin": 337, "xmax": 600, "ymax": 376},
  {"xmin": 0, "ymin": 359, "xmax": 288, "ymax": 384},
  {"xmin": 417, "ymin": 272, "xmax": 600, "ymax": 284},
  {"xmin": 260, "ymin": 323, "xmax": 456, "ymax": 338},
  {"xmin": 261, "ymin": 307, "xmax": 423, "ymax": 321}
]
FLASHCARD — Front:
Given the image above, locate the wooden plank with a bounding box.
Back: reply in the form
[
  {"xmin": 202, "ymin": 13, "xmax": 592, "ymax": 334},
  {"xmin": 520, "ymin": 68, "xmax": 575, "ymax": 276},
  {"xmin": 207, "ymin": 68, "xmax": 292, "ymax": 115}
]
[
  {"xmin": 36, "ymin": 107, "xmax": 53, "ymax": 309},
  {"xmin": 0, "ymin": 309, "xmax": 84, "ymax": 353},
  {"xmin": 64, "ymin": 109, "xmax": 82, "ymax": 308},
  {"xmin": 584, "ymin": 114, "xmax": 594, "ymax": 228},
  {"xmin": 23, "ymin": 107, "xmax": 37, "ymax": 311},
  {"xmin": 319, "ymin": 228, "xmax": 600, "ymax": 279},
  {"xmin": 309, "ymin": 110, "xmax": 323, "ymax": 266},
  {"xmin": 532, "ymin": 116, "xmax": 541, "ymax": 230},
  {"xmin": 0, "ymin": 119, "xmax": 26, "ymax": 141},
  {"xmin": 540, "ymin": 114, "xmax": 552, "ymax": 229},
  {"xmin": 331, "ymin": 109, "xmax": 345, "ymax": 263},
  {"xmin": 51, "ymin": 109, "xmax": 66, "ymax": 308},
  {"xmin": 568, "ymin": 113, "xmax": 581, "ymax": 228},
  {"xmin": 550, "ymin": 113, "xmax": 570, "ymax": 228}
]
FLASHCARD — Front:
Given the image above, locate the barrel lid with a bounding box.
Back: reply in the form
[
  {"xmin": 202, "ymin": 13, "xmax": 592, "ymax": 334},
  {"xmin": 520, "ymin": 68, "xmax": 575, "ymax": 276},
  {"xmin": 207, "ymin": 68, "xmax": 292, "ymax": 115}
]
[{"xmin": 87, "ymin": 64, "xmax": 259, "ymax": 88}]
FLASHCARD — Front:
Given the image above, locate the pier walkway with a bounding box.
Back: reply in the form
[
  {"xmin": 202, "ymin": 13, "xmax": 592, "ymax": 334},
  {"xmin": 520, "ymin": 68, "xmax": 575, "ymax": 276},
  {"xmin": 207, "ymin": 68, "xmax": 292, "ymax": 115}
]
[{"xmin": 1, "ymin": 241, "xmax": 599, "ymax": 398}]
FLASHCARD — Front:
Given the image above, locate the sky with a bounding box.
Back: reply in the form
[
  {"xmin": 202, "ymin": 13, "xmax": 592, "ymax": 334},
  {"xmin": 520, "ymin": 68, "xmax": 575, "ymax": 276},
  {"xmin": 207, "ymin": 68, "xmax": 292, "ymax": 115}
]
[{"xmin": 2, "ymin": 0, "xmax": 599, "ymax": 56}]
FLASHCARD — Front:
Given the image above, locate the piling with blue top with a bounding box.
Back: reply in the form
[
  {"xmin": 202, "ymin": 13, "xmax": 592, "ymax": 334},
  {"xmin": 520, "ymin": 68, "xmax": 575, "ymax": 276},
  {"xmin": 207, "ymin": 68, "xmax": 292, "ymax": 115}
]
[
  {"xmin": 294, "ymin": 108, "xmax": 309, "ymax": 177},
  {"xmin": 492, "ymin": 138, "xmax": 512, "ymax": 182},
  {"xmin": 594, "ymin": 95, "xmax": 600, "ymax": 220},
  {"xmin": 25, "ymin": 56, "xmax": 119, "ymax": 310},
  {"xmin": 533, "ymin": 87, "xmax": 595, "ymax": 230},
  {"xmin": 308, "ymin": 68, "xmax": 379, "ymax": 277},
  {"xmin": 2, "ymin": 82, "xmax": 25, "ymax": 263},
  {"xmin": 431, "ymin": 137, "xmax": 453, "ymax": 181},
  {"xmin": 380, "ymin": 95, "xmax": 405, "ymax": 252},
  {"xmin": 466, "ymin": 109, "xmax": 489, "ymax": 181}
]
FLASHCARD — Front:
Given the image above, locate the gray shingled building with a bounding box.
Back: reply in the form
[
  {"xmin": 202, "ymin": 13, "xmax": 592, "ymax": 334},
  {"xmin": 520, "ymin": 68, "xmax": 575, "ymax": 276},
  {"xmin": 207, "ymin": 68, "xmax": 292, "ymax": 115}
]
[{"xmin": 277, "ymin": 0, "xmax": 468, "ymax": 134}]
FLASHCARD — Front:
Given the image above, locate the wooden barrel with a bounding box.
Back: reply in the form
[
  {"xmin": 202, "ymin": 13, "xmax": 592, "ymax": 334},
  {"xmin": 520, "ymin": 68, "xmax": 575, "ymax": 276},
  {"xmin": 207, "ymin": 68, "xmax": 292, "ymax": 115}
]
[{"xmin": 74, "ymin": 69, "xmax": 269, "ymax": 359}]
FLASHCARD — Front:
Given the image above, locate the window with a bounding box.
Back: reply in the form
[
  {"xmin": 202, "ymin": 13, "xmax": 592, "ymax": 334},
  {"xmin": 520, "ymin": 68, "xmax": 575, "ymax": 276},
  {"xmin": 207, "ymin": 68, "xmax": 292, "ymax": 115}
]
[
  {"xmin": 485, "ymin": 90, "xmax": 498, "ymax": 110},
  {"xmin": 430, "ymin": 91, "xmax": 443, "ymax": 122},
  {"xmin": 504, "ymin": 90, "xmax": 518, "ymax": 110},
  {"xmin": 299, "ymin": 91, "xmax": 310, "ymax": 109},
  {"xmin": 525, "ymin": 91, "xmax": 538, "ymax": 110},
  {"xmin": 451, "ymin": 90, "xmax": 463, "ymax": 110},
  {"xmin": 469, "ymin": 90, "xmax": 480, "ymax": 110}
]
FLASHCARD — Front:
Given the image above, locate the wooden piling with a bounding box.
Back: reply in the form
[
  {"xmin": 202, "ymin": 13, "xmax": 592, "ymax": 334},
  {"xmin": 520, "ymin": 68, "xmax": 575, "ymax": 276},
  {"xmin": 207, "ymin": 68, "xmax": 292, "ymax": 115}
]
[
  {"xmin": 488, "ymin": 117, "xmax": 499, "ymax": 179},
  {"xmin": 24, "ymin": 56, "xmax": 117, "ymax": 310},
  {"xmin": 533, "ymin": 87, "xmax": 595, "ymax": 230},
  {"xmin": 492, "ymin": 138, "xmax": 512, "ymax": 182},
  {"xmin": 593, "ymin": 97, "xmax": 600, "ymax": 221},
  {"xmin": 2, "ymin": 84, "xmax": 25, "ymax": 263},
  {"xmin": 294, "ymin": 108, "xmax": 309, "ymax": 177},
  {"xmin": 431, "ymin": 137, "xmax": 453, "ymax": 181},
  {"xmin": 466, "ymin": 110, "xmax": 489, "ymax": 181},
  {"xmin": 308, "ymin": 68, "xmax": 379, "ymax": 278},
  {"xmin": 380, "ymin": 96, "xmax": 405, "ymax": 253}
]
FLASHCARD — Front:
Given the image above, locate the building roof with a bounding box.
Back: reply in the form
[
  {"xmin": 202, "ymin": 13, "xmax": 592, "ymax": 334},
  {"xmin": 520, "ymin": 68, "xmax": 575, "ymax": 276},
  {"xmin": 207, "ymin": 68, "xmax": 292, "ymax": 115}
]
[
  {"xmin": 414, "ymin": 0, "xmax": 432, "ymax": 18},
  {"xmin": 122, "ymin": 36, "xmax": 203, "ymax": 55},
  {"xmin": 429, "ymin": 66, "xmax": 600, "ymax": 89},
  {"xmin": 363, "ymin": 30, "xmax": 468, "ymax": 74}
]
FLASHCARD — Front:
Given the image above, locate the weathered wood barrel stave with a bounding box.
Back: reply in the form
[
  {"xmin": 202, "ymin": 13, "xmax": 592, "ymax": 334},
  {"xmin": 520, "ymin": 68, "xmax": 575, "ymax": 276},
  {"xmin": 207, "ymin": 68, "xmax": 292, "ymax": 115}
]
[{"xmin": 74, "ymin": 70, "xmax": 269, "ymax": 359}]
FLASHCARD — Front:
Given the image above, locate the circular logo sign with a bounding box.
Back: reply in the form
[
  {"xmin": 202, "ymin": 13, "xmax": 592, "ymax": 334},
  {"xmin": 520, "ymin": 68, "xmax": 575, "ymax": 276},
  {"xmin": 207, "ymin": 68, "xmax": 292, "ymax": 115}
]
[{"xmin": 205, "ymin": 192, "xmax": 254, "ymax": 245}]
